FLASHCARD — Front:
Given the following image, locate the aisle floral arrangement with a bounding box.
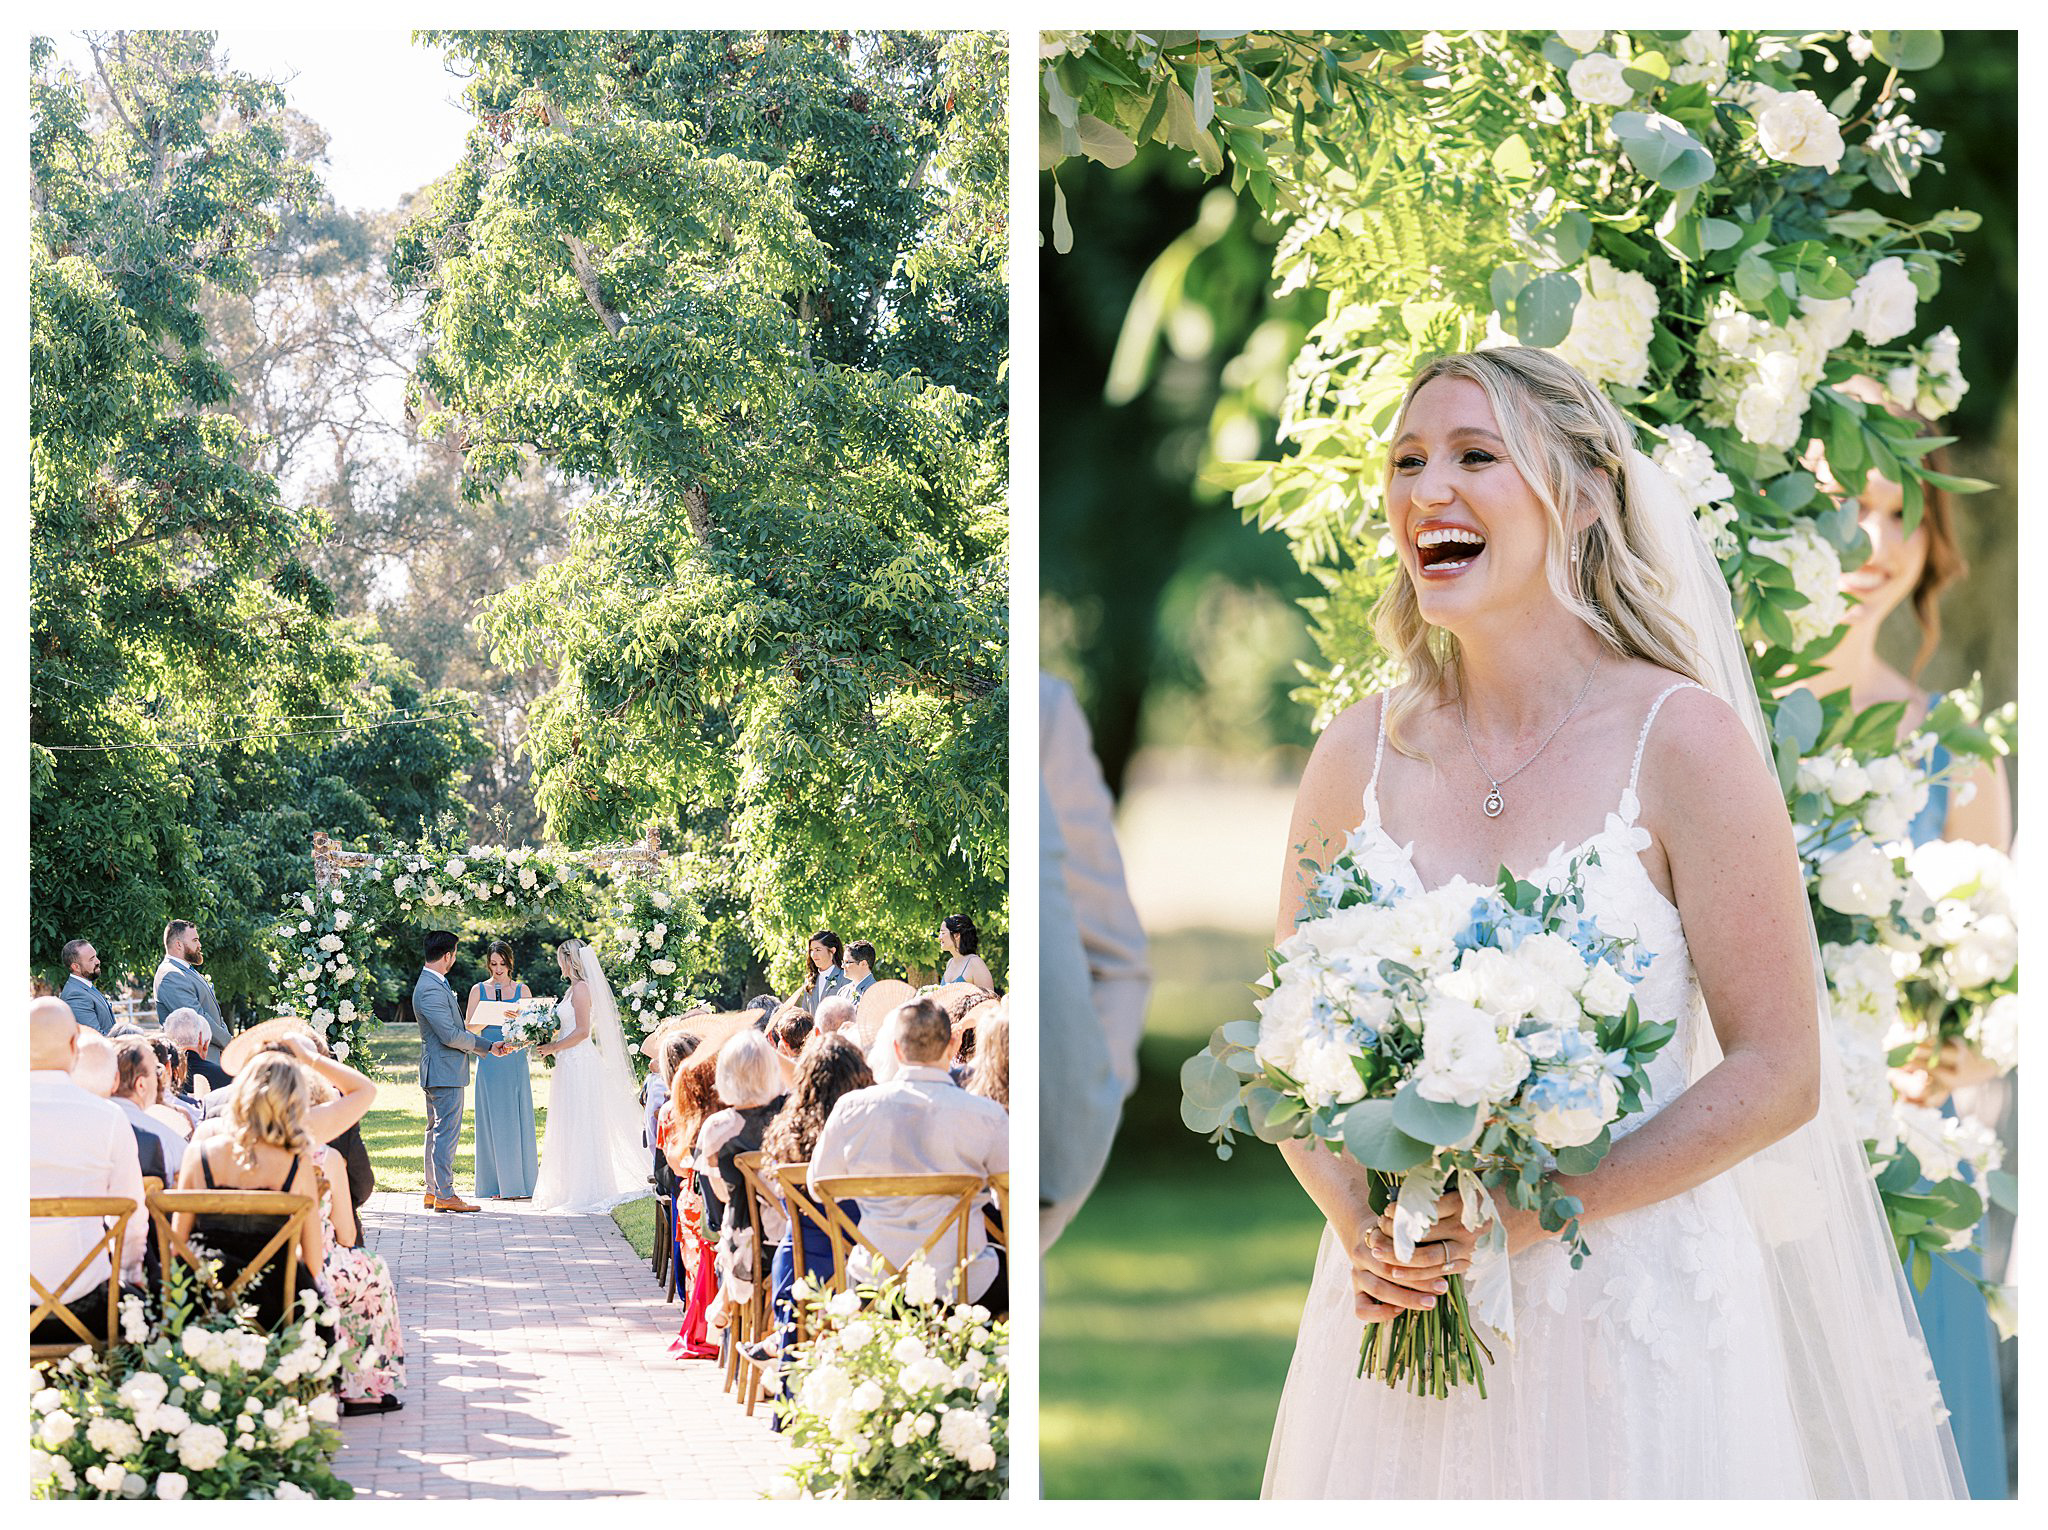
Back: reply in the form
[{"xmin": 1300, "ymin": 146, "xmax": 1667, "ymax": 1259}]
[
  {"xmin": 30, "ymin": 1270, "xmax": 355, "ymax": 1501},
  {"xmin": 772, "ymin": 1266, "xmax": 1008, "ymax": 1499},
  {"xmin": 1182, "ymin": 841, "xmax": 1674, "ymax": 1395}
]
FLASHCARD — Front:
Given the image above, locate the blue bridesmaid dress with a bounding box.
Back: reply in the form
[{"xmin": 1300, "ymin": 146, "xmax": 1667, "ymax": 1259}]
[
  {"xmin": 1905, "ymin": 743, "xmax": 2010, "ymax": 1498},
  {"xmin": 472, "ymin": 980, "xmax": 539, "ymax": 1199}
]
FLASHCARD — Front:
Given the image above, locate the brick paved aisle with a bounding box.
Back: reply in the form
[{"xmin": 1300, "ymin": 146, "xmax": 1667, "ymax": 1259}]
[{"xmin": 335, "ymin": 1192, "xmax": 790, "ymax": 1499}]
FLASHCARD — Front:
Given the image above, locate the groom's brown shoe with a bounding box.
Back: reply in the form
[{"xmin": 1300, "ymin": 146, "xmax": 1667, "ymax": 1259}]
[
  {"xmin": 422, "ymin": 1193, "xmax": 436, "ymax": 1209},
  {"xmin": 433, "ymin": 1195, "xmax": 482, "ymax": 1213}
]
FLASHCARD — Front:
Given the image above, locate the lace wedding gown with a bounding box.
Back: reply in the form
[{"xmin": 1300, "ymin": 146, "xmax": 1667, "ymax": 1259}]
[
  {"xmin": 1263, "ymin": 685, "xmax": 1944, "ymax": 1497},
  {"xmin": 530, "ymin": 993, "xmax": 649, "ymax": 1214}
]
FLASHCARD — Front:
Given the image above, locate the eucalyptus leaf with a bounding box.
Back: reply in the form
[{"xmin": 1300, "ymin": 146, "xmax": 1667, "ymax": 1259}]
[
  {"xmin": 1390, "ymin": 1082, "xmax": 1480, "ymax": 1147},
  {"xmin": 1504, "ymin": 270, "xmax": 1580, "ymax": 348},
  {"xmin": 1180, "ymin": 1049, "xmax": 1241, "ymax": 1111},
  {"xmin": 1340, "ymin": 1098, "xmax": 1434, "ymax": 1172}
]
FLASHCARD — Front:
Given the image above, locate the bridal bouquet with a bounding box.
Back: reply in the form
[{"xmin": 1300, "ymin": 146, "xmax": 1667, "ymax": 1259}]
[
  {"xmin": 1182, "ymin": 837, "xmax": 1674, "ymax": 1397},
  {"xmin": 505, "ymin": 996, "xmax": 561, "ymax": 1069}
]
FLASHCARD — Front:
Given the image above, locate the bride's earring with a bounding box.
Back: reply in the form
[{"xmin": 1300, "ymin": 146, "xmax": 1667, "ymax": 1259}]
[{"xmin": 1569, "ymin": 535, "xmax": 1581, "ymax": 567}]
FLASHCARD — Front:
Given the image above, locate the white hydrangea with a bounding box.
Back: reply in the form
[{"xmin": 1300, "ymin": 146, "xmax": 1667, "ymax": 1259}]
[
  {"xmin": 1749, "ymin": 526, "xmax": 1847, "ymax": 646},
  {"xmin": 1968, "ymin": 993, "xmax": 2019, "ymax": 1073},
  {"xmin": 173, "ymin": 1422, "xmax": 228, "ymax": 1471},
  {"xmin": 1554, "ymin": 255, "xmax": 1658, "ymax": 389},
  {"xmin": 1889, "ymin": 326, "xmax": 1969, "ymax": 417}
]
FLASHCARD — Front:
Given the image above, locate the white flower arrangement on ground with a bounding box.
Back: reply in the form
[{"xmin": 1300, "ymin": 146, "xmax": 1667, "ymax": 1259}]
[
  {"xmin": 1182, "ymin": 837, "xmax": 1674, "ymax": 1396},
  {"xmin": 30, "ymin": 1269, "xmax": 354, "ymax": 1500},
  {"xmin": 772, "ymin": 1268, "xmax": 1008, "ymax": 1499}
]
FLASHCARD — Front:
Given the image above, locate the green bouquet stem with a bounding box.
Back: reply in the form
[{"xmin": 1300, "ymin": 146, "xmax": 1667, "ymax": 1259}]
[{"xmin": 1356, "ymin": 1272, "xmax": 1494, "ymax": 1399}]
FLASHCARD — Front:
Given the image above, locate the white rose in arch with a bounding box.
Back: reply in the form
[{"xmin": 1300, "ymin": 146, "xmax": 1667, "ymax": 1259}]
[
  {"xmin": 1754, "ymin": 89, "xmax": 1845, "ymax": 171},
  {"xmin": 1557, "ymin": 30, "xmax": 1605, "ymax": 53},
  {"xmin": 1849, "ymin": 256, "xmax": 1920, "ymax": 345},
  {"xmin": 1566, "ymin": 53, "xmax": 1633, "ymax": 108}
]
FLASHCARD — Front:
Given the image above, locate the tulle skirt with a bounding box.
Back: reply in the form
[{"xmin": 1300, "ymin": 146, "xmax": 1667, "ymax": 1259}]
[
  {"xmin": 529, "ymin": 1040, "xmax": 647, "ymax": 1214},
  {"xmin": 1263, "ymin": 1171, "xmax": 1814, "ymax": 1497}
]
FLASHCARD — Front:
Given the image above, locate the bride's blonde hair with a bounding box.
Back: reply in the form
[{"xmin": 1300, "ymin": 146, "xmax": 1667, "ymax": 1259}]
[
  {"xmin": 556, "ymin": 937, "xmax": 589, "ymax": 970},
  {"xmin": 1374, "ymin": 348, "xmax": 1706, "ymax": 757}
]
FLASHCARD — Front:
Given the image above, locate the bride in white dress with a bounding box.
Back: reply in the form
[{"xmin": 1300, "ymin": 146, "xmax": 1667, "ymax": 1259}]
[
  {"xmin": 526, "ymin": 938, "xmax": 649, "ymax": 1214},
  {"xmin": 1261, "ymin": 348, "xmax": 1962, "ymax": 1497}
]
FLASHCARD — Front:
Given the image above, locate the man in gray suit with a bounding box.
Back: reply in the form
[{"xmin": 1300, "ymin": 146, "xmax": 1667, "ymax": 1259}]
[
  {"xmin": 153, "ymin": 921, "xmax": 228, "ymax": 1051},
  {"xmin": 415, "ymin": 930, "xmax": 497, "ymax": 1213},
  {"xmin": 843, "ymin": 940, "xmax": 879, "ymax": 1001},
  {"xmin": 59, "ymin": 939, "xmax": 117, "ymax": 1035}
]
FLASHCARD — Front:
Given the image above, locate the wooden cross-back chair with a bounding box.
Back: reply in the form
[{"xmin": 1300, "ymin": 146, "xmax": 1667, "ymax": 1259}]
[
  {"xmin": 29, "ymin": 1197, "xmax": 137, "ymax": 1364},
  {"xmin": 773, "ymin": 1163, "xmax": 834, "ymax": 1344},
  {"xmin": 809, "ymin": 1174, "xmax": 987, "ymax": 1301},
  {"xmin": 986, "ymin": 1172, "xmax": 1010, "ymax": 1252},
  {"xmin": 729, "ymin": 1152, "xmax": 783, "ymax": 1416},
  {"xmin": 146, "ymin": 1186, "xmax": 315, "ymax": 1326}
]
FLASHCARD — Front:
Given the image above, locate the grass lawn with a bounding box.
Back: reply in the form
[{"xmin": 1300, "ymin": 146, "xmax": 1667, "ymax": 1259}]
[
  {"xmin": 354, "ymin": 1024, "xmax": 550, "ymax": 1194},
  {"xmin": 1042, "ymin": 930, "xmax": 1327, "ymax": 1500},
  {"xmin": 355, "ymin": 1024, "xmax": 657, "ymax": 1249}
]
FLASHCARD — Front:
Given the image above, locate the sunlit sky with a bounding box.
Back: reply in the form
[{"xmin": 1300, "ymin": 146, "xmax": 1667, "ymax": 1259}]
[{"xmin": 48, "ymin": 30, "xmax": 476, "ymax": 212}]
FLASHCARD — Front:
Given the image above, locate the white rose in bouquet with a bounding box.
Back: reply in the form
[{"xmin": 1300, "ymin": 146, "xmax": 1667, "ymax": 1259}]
[
  {"xmin": 1823, "ymin": 941, "xmax": 1909, "ymax": 1033},
  {"xmin": 1412, "ymin": 994, "xmax": 1513, "ymax": 1109},
  {"xmin": 1566, "ymin": 53, "xmax": 1633, "ymax": 107},
  {"xmin": 1578, "ymin": 959, "xmax": 1635, "ymax": 1018},
  {"xmin": 1524, "ymin": 1068, "xmax": 1623, "ymax": 1149},
  {"xmin": 1816, "ymin": 838, "xmax": 1901, "ymax": 918},
  {"xmin": 1849, "ymin": 256, "xmax": 1919, "ymax": 345},
  {"xmin": 1556, "ymin": 30, "xmax": 1605, "ymax": 53},
  {"xmin": 1754, "ymin": 89, "xmax": 1845, "ymax": 171},
  {"xmin": 1555, "ymin": 256, "xmax": 1657, "ymax": 390}
]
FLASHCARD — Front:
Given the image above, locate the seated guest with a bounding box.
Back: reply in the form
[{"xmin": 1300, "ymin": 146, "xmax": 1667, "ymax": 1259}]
[
  {"xmin": 59, "ymin": 939, "xmax": 117, "ymax": 1035},
  {"xmin": 967, "ymin": 1002, "xmax": 1009, "ymax": 1111},
  {"xmin": 664, "ymin": 1042, "xmax": 731, "ymax": 1360},
  {"xmin": 162, "ymin": 1007, "xmax": 231, "ymax": 1095},
  {"xmin": 814, "ymin": 994, "xmax": 857, "ymax": 1038},
  {"xmin": 147, "ymin": 1037, "xmax": 200, "ymax": 1134},
  {"xmin": 699, "ymin": 1030, "xmax": 791, "ymax": 1237},
  {"xmin": 74, "ymin": 1033, "xmax": 166, "ymax": 1183},
  {"xmin": 297, "ymin": 1069, "xmax": 404, "ymax": 1414},
  {"xmin": 809, "ymin": 998, "xmax": 1009, "ymax": 1302},
  {"xmin": 751, "ymin": 1035, "xmax": 874, "ymax": 1364},
  {"xmin": 30, "ymin": 998, "xmax": 145, "ymax": 1342},
  {"xmin": 843, "ymin": 941, "xmax": 879, "ymax": 1001},
  {"xmin": 172, "ymin": 1049, "xmax": 333, "ymax": 1332},
  {"xmin": 766, "ymin": 1005, "xmax": 815, "ymax": 1086},
  {"xmin": 111, "ymin": 1037, "xmax": 190, "ymax": 1169}
]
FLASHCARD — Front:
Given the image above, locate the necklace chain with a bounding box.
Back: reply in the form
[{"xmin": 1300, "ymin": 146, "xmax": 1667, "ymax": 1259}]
[{"xmin": 1457, "ymin": 657, "xmax": 1602, "ymax": 818}]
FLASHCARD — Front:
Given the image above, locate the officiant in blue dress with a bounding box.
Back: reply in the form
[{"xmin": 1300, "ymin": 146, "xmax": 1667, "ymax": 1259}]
[{"xmin": 465, "ymin": 940, "xmax": 538, "ymax": 1199}]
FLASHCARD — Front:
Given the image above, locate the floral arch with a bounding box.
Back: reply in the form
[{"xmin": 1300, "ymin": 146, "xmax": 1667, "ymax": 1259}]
[{"xmin": 269, "ymin": 828, "xmax": 705, "ymax": 1070}]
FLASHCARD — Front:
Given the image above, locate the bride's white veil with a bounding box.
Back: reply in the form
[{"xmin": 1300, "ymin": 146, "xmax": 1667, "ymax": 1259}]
[
  {"xmin": 1622, "ymin": 449, "xmax": 1965, "ymax": 1496},
  {"xmin": 570, "ymin": 939, "xmax": 652, "ymax": 1192}
]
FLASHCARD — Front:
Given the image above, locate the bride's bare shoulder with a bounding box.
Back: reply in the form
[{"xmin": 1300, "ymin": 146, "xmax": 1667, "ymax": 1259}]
[{"xmin": 1287, "ymin": 693, "xmax": 1385, "ymax": 843}]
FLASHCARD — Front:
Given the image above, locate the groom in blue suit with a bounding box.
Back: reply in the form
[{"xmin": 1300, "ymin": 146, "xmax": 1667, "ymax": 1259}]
[{"xmin": 415, "ymin": 930, "xmax": 496, "ymax": 1213}]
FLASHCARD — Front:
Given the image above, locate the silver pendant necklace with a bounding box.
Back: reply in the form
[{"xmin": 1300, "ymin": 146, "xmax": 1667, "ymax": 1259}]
[{"xmin": 1457, "ymin": 656, "xmax": 1602, "ymax": 818}]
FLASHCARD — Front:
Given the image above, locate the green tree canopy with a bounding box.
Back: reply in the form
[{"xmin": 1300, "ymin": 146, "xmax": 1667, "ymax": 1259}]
[
  {"xmin": 392, "ymin": 30, "xmax": 1009, "ymax": 988},
  {"xmin": 30, "ymin": 32, "xmax": 481, "ymax": 1002}
]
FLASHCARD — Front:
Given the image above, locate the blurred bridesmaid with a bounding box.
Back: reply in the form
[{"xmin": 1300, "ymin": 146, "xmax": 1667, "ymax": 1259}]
[
  {"xmin": 1804, "ymin": 388, "xmax": 2012, "ymax": 1497},
  {"xmin": 465, "ymin": 939, "xmax": 538, "ymax": 1200}
]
